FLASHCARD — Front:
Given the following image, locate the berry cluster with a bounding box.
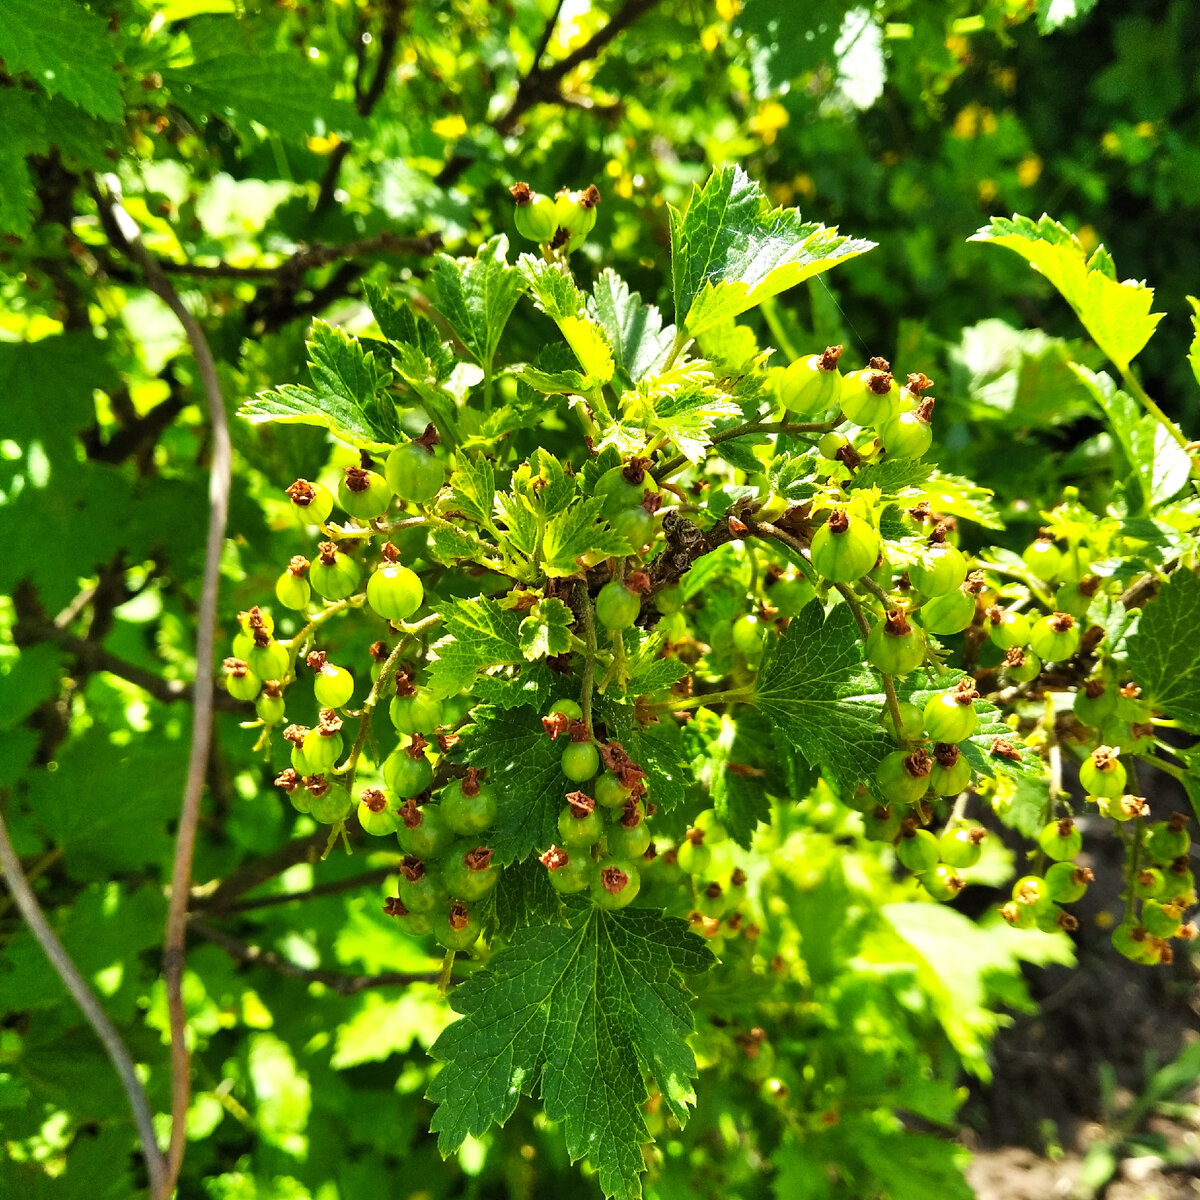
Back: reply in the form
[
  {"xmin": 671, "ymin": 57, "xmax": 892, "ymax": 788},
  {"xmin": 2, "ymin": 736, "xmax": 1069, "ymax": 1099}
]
[{"xmin": 510, "ymin": 181, "xmax": 601, "ymax": 253}]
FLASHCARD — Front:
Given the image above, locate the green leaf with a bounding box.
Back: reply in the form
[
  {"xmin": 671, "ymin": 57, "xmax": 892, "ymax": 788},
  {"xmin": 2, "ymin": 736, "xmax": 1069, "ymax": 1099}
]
[
  {"xmin": 447, "ymin": 455, "xmax": 497, "ymax": 532},
  {"xmin": 1127, "ymin": 570, "xmax": 1200, "ymax": 729},
  {"xmin": 970, "ymin": 214, "xmax": 1164, "ymax": 373},
  {"xmin": 588, "ymin": 269, "xmax": 677, "ymax": 385},
  {"xmin": 847, "ymin": 458, "xmax": 934, "ymax": 495},
  {"xmin": 647, "ymin": 381, "xmax": 742, "ymax": 464},
  {"xmin": 625, "ymin": 633, "xmax": 691, "ymax": 697},
  {"xmin": 1186, "ymin": 295, "xmax": 1200, "ymax": 393},
  {"xmin": 753, "ymin": 600, "xmax": 893, "ymax": 798},
  {"xmin": 162, "ymin": 21, "xmax": 360, "ymax": 140},
  {"xmin": 906, "ymin": 472, "xmax": 1003, "ymax": 530},
  {"xmin": 669, "ymin": 165, "xmax": 875, "ymax": 337},
  {"xmin": 1071, "ymin": 366, "xmax": 1190, "ymax": 509},
  {"xmin": 426, "ymin": 598, "xmax": 525, "ymax": 700},
  {"xmin": 601, "ymin": 701, "xmax": 691, "ymax": 812},
  {"xmin": 428, "ymin": 905, "xmax": 712, "ymax": 1200},
  {"xmin": 520, "ymin": 256, "xmax": 615, "ymax": 383},
  {"xmin": 431, "ymin": 235, "xmax": 525, "ymax": 371},
  {"xmin": 458, "ymin": 706, "xmax": 564, "ymax": 862},
  {"xmin": 541, "ymin": 496, "xmax": 631, "ymax": 577},
  {"xmin": 0, "ymin": 0, "xmax": 122, "ymax": 121},
  {"xmin": 241, "ymin": 321, "xmax": 397, "ymax": 449},
  {"xmin": 510, "ymin": 364, "xmax": 601, "ymax": 395},
  {"xmin": 518, "ymin": 598, "xmax": 575, "ymax": 660}
]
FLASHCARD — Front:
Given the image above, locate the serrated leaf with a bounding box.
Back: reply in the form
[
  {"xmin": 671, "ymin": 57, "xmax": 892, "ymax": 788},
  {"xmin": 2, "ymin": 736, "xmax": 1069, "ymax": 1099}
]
[
  {"xmin": 625, "ymin": 633, "xmax": 691, "ymax": 697},
  {"xmin": 428, "ymin": 905, "xmax": 712, "ymax": 1200},
  {"xmin": 970, "ymin": 214, "xmax": 1164, "ymax": 373},
  {"xmin": 473, "ymin": 664, "xmax": 563, "ymax": 713},
  {"xmin": 458, "ymin": 706, "xmax": 564, "ymax": 861},
  {"xmin": 510, "ymin": 364, "xmax": 601, "ymax": 395},
  {"xmin": 447, "ymin": 455, "xmax": 497, "ymax": 531},
  {"xmin": 541, "ymin": 496, "xmax": 632, "ymax": 577},
  {"xmin": 588, "ymin": 269, "xmax": 677, "ymax": 385},
  {"xmin": 902, "ymin": 472, "xmax": 1003, "ymax": 530},
  {"xmin": 1127, "ymin": 570, "xmax": 1200, "ymax": 729},
  {"xmin": 753, "ymin": 600, "xmax": 894, "ymax": 799},
  {"xmin": 701, "ymin": 711, "xmax": 788, "ymax": 847},
  {"xmin": 601, "ymin": 701, "xmax": 691, "ymax": 811},
  {"xmin": 669, "ymin": 165, "xmax": 875, "ymax": 337},
  {"xmin": 0, "ymin": 0, "xmax": 122, "ymax": 121},
  {"xmin": 1071, "ymin": 365, "xmax": 1190, "ymax": 510},
  {"xmin": 1188, "ymin": 296, "xmax": 1200, "ymax": 393},
  {"xmin": 238, "ymin": 385, "xmax": 393, "ymax": 450},
  {"xmin": 518, "ymin": 598, "xmax": 574, "ymax": 660},
  {"xmin": 847, "ymin": 458, "xmax": 934, "ymax": 495},
  {"xmin": 431, "ymin": 235, "xmax": 525, "ymax": 371},
  {"xmin": 426, "ymin": 598, "xmax": 525, "ymax": 699},
  {"xmin": 649, "ymin": 382, "xmax": 742, "ymax": 464},
  {"xmin": 520, "ymin": 256, "xmax": 614, "ymax": 383}
]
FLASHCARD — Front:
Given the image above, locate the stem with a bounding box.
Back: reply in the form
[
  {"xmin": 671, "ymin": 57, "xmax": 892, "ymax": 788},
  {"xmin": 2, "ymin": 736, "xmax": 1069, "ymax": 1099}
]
[
  {"xmin": 833, "ymin": 582, "xmax": 906, "ymax": 736},
  {"xmin": 577, "ymin": 580, "xmax": 598, "ymax": 736},
  {"xmin": 657, "ymin": 418, "xmax": 835, "ymax": 479},
  {"xmin": 334, "ymin": 635, "xmax": 413, "ymax": 787},
  {"xmin": 652, "ymin": 686, "xmax": 754, "ymax": 713},
  {"xmin": 0, "ymin": 802, "xmax": 166, "ymax": 1195},
  {"xmin": 439, "ymin": 948, "xmax": 457, "ymax": 995},
  {"xmin": 1120, "ymin": 366, "xmax": 1189, "ymax": 451},
  {"xmin": 663, "ymin": 326, "xmax": 689, "ymax": 371}
]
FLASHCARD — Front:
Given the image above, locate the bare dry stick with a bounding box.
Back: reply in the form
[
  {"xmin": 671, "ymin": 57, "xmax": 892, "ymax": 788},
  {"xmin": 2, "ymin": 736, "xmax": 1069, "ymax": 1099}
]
[
  {"xmin": 98, "ymin": 179, "xmax": 233, "ymax": 1200},
  {"xmin": 0, "ymin": 802, "xmax": 167, "ymax": 1194}
]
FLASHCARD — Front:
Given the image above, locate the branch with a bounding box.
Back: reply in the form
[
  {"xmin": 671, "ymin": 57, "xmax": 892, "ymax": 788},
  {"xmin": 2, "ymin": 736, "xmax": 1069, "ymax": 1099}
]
[
  {"xmin": 190, "ymin": 919, "xmax": 442, "ymax": 994},
  {"xmin": 199, "ymin": 866, "xmax": 395, "ymax": 915},
  {"xmin": 436, "ymin": 0, "xmax": 662, "ymax": 187},
  {"xmin": 94, "ymin": 177, "xmax": 233, "ymax": 1200},
  {"xmin": 0, "ymin": 796, "xmax": 166, "ymax": 1194}
]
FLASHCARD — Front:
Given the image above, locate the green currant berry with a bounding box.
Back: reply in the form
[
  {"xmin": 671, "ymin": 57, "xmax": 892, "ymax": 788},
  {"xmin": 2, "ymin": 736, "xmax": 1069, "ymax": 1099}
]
[
  {"xmin": 1133, "ymin": 867, "xmax": 1167, "ymax": 900},
  {"xmin": 310, "ymin": 656, "xmax": 354, "ymax": 709},
  {"xmin": 1029, "ymin": 613, "xmax": 1080, "ymax": 662},
  {"xmin": 1112, "ymin": 922, "xmax": 1157, "ymax": 964},
  {"xmin": 398, "ymin": 857, "xmax": 444, "ymax": 913},
  {"xmin": 595, "ymin": 581, "xmax": 641, "ymax": 631},
  {"xmin": 554, "ymin": 185, "xmax": 600, "ymax": 238},
  {"xmin": 883, "ymin": 700, "xmax": 926, "ymax": 741},
  {"xmin": 1142, "ymin": 899, "xmax": 1183, "ymax": 939},
  {"xmin": 866, "ymin": 610, "xmax": 926, "ymax": 675},
  {"xmin": 238, "ymin": 606, "xmax": 275, "ymax": 639},
  {"xmin": 929, "ymin": 745, "xmax": 972, "ymax": 797},
  {"xmin": 676, "ymin": 837, "xmax": 712, "ymax": 877},
  {"xmin": 442, "ymin": 843, "xmax": 501, "ymax": 901},
  {"xmin": 595, "ymin": 772, "xmax": 631, "ymax": 809},
  {"xmin": 656, "ymin": 585, "xmax": 684, "ymax": 615},
  {"xmin": 541, "ymin": 846, "xmax": 592, "ymax": 894},
  {"xmin": 1044, "ymin": 861, "xmax": 1092, "ymax": 903},
  {"xmin": 396, "ymin": 800, "xmax": 452, "ymax": 859},
  {"xmin": 771, "ymin": 576, "xmax": 814, "ymax": 618},
  {"xmin": 303, "ymin": 712, "xmax": 344, "ymax": 771},
  {"xmin": 922, "ymin": 864, "xmax": 965, "ymax": 901},
  {"xmin": 247, "ymin": 639, "xmax": 290, "ymax": 682},
  {"xmin": 1115, "ymin": 686, "xmax": 1151, "ymax": 722},
  {"xmin": 308, "ymin": 780, "xmax": 353, "ymax": 824},
  {"xmin": 923, "ymin": 685, "xmax": 978, "ymax": 743},
  {"xmin": 367, "ymin": 562, "xmax": 423, "ymax": 623},
  {"xmin": 862, "ymin": 804, "xmax": 903, "ymax": 842},
  {"xmin": 779, "ymin": 346, "xmax": 843, "ymax": 415},
  {"xmin": 1022, "ymin": 538, "xmax": 1062, "ymax": 581},
  {"xmin": 1079, "ymin": 745, "xmax": 1126, "ymax": 798},
  {"xmin": 1038, "ymin": 818, "xmax": 1082, "ymax": 861},
  {"xmin": 610, "ymin": 505, "xmax": 655, "ymax": 551},
  {"xmin": 338, "ymin": 466, "xmax": 392, "ymax": 520},
  {"xmin": 692, "ymin": 809, "xmax": 728, "ymax": 846},
  {"xmin": 549, "ymin": 698, "xmax": 583, "ymax": 720},
  {"xmin": 839, "ymin": 362, "xmax": 900, "ymax": 427},
  {"xmin": 1012, "ymin": 874, "xmax": 1054, "ymax": 913},
  {"xmin": 1057, "ymin": 546, "xmax": 1092, "ymax": 585},
  {"xmin": 732, "ymin": 615, "xmax": 765, "ymax": 665},
  {"xmin": 909, "ymin": 541, "xmax": 967, "ymax": 597},
  {"xmin": 390, "ymin": 690, "xmax": 443, "ymax": 735},
  {"xmin": 440, "ymin": 773, "xmax": 497, "ymax": 835},
  {"xmin": 511, "ymin": 182, "xmax": 559, "ymax": 241},
  {"xmin": 559, "ymin": 793, "xmax": 603, "ymax": 846},
  {"xmin": 594, "ymin": 462, "xmax": 657, "ymax": 519},
  {"xmin": 286, "ymin": 478, "xmax": 333, "ymax": 525},
  {"xmin": 999, "ymin": 900, "xmax": 1037, "ymax": 929},
  {"xmin": 876, "ymin": 749, "xmax": 932, "ymax": 807},
  {"xmin": 289, "ymin": 738, "xmax": 316, "ymax": 776},
  {"xmin": 818, "ymin": 431, "xmax": 846, "ymax": 460},
  {"xmin": 275, "ymin": 558, "xmax": 312, "ymax": 611},
  {"xmin": 224, "ymin": 658, "xmax": 262, "ymax": 702},
  {"xmin": 1002, "ymin": 647, "xmax": 1041, "ymax": 683},
  {"xmin": 879, "ymin": 400, "xmax": 933, "ymax": 459},
  {"xmin": 810, "ymin": 508, "xmax": 880, "ymax": 583},
  {"xmin": 383, "ymin": 744, "xmax": 434, "ymax": 798},
  {"xmin": 986, "ymin": 606, "xmax": 1031, "ymax": 650},
  {"xmin": 1146, "ymin": 818, "xmax": 1190, "ymax": 865},
  {"xmin": 919, "ymin": 586, "xmax": 975, "ymax": 636},
  {"xmin": 385, "ymin": 441, "xmax": 443, "ymax": 505},
  {"xmin": 561, "ymin": 740, "xmax": 600, "ymax": 783},
  {"xmin": 1073, "ymin": 680, "xmax": 1116, "ymax": 727},
  {"xmin": 435, "ymin": 900, "xmax": 481, "ymax": 951},
  {"xmin": 256, "ymin": 687, "xmax": 286, "ymax": 725},
  {"xmin": 309, "ymin": 543, "xmax": 362, "ymax": 600},
  {"xmin": 939, "ymin": 822, "xmax": 986, "ymax": 868},
  {"xmin": 1055, "ymin": 577, "xmax": 1099, "ymax": 620},
  {"xmin": 896, "ymin": 828, "xmax": 939, "ymax": 873},
  {"xmin": 591, "ymin": 858, "xmax": 640, "ymax": 909},
  {"xmin": 607, "ymin": 818, "xmax": 651, "ymax": 859},
  {"xmin": 358, "ymin": 788, "xmax": 400, "ymax": 836},
  {"xmin": 695, "ymin": 881, "xmax": 729, "ymax": 919}
]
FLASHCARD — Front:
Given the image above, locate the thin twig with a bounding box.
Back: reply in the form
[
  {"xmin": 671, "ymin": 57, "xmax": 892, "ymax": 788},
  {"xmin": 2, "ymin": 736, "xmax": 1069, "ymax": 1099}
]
[
  {"xmin": 95, "ymin": 177, "xmax": 234, "ymax": 1200},
  {"xmin": 203, "ymin": 866, "xmax": 395, "ymax": 915},
  {"xmin": 0, "ymin": 798, "xmax": 166, "ymax": 1194},
  {"xmin": 190, "ymin": 920, "xmax": 442, "ymax": 994},
  {"xmin": 577, "ymin": 579, "xmax": 598, "ymax": 736}
]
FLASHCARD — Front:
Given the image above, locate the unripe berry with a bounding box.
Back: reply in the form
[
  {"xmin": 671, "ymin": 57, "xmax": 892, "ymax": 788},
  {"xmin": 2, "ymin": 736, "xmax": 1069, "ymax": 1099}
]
[
  {"xmin": 540, "ymin": 844, "xmax": 592, "ymax": 894},
  {"xmin": 383, "ymin": 737, "xmax": 435, "ymax": 799},
  {"xmin": 883, "ymin": 700, "xmax": 925, "ymax": 741},
  {"xmin": 929, "ymin": 743, "xmax": 972, "ymax": 797},
  {"xmin": 595, "ymin": 772, "xmax": 631, "ymax": 809},
  {"xmin": 1146, "ymin": 816, "xmax": 1190, "ymax": 864},
  {"xmin": 676, "ymin": 833, "xmax": 712, "ymax": 877},
  {"xmin": 559, "ymin": 791, "xmax": 603, "ymax": 846},
  {"xmin": 939, "ymin": 821, "xmax": 986, "ymax": 868},
  {"xmin": 442, "ymin": 843, "xmax": 501, "ymax": 901},
  {"xmin": 286, "ymin": 478, "xmax": 333, "ymax": 525},
  {"xmin": 909, "ymin": 537, "xmax": 967, "ymax": 598},
  {"xmin": 256, "ymin": 684, "xmax": 286, "ymax": 725},
  {"xmin": 436, "ymin": 900, "xmax": 481, "ymax": 951},
  {"xmin": 595, "ymin": 580, "xmax": 641, "ymax": 631},
  {"xmin": 441, "ymin": 771, "xmax": 498, "ymax": 835},
  {"xmin": 840, "ymin": 359, "xmax": 901, "ymax": 427},
  {"xmin": 398, "ymin": 855, "xmax": 445, "ymax": 912},
  {"xmin": 923, "ymin": 681, "xmax": 978, "ymax": 743},
  {"xmin": 561, "ymin": 739, "xmax": 600, "ymax": 783},
  {"xmin": 358, "ymin": 787, "xmax": 400, "ymax": 836},
  {"xmin": 591, "ymin": 858, "xmax": 640, "ymax": 909},
  {"xmin": 511, "ymin": 181, "xmax": 559, "ymax": 242},
  {"xmin": 986, "ymin": 605, "xmax": 1030, "ymax": 650},
  {"xmin": 878, "ymin": 398, "xmax": 934, "ymax": 459},
  {"xmin": 337, "ymin": 465, "xmax": 392, "ymax": 519},
  {"xmin": 866, "ymin": 609, "xmax": 926, "ymax": 675},
  {"xmin": 1002, "ymin": 646, "xmax": 1041, "ymax": 683},
  {"xmin": 396, "ymin": 798, "xmax": 452, "ymax": 859},
  {"xmin": 1022, "ymin": 536, "xmax": 1062, "ymax": 581},
  {"xmin": 1079, "ymin": 744, "xmax": 1126, "ymax": 799},
  {"xmin": 1044, "ymin": 861, "xmax": 1093, "ymax": 903},
  {"xmin": 223, "ymin": 657, "xmax": 261, "ymax": 702},
  {"xmin": 779, "ymin": 345, "xmax": 843, "ymax": 415},
  {"xmin": 876, "ymin": 748, "xmax": 932, "ymax": 807},
  {"xmin": 390, "ymin": 688, "xmax": 444, "ymax": 734},
  {"xmin": 896, "ymin": 827, "xmax": 939, "ymax": 873},
  {"xmin": 303, "ymin": 710, "xmax": 344, "ymax": 771},
  {"xmin": 385, "ymin": 441, "xmax": 443, "ymax": 504},
  {"xmin": 247, "ymin": 639, "xmax": 289, "ymax": 682},
  {"xmin": 922, "ymin": 864, "xmax": 965, "ymax": 901},
  {"xmin": 275, "ymin": 556, "xmax": 311, "ymax": 610},
  {"xmin": 919, "ymin": 585, "xmax": 976, "ymax": 635},
  {"xmin": 810, "ymin": 508, "xmax": 880, "ymax": 583},
  {"xmin": 1029, "ymin": 612, "xmax": 1080, "ymax": 662},
  {"xmin": 367, "ymin": 543, "xmax": 423, "ymax": 622},
  {"xmin": 308, "ymin": 651, "xmax": 354, "ymax": 708},
  {"xmin": 1037, "ymin": 817, "xmax": 1082, "ymax": 862},
  {"xmin": 309, "ymin": 542, "xmax": 362, "ymax": 600},
  {"xmin": 1073, "ymin": 678, "xmax": 1116, "ymax": 727}
]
